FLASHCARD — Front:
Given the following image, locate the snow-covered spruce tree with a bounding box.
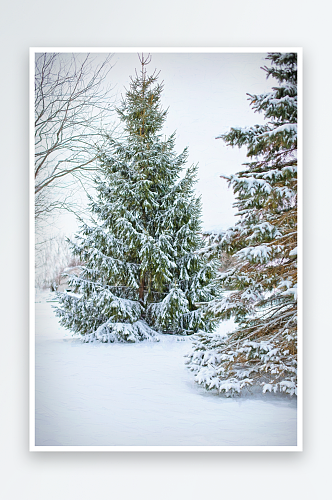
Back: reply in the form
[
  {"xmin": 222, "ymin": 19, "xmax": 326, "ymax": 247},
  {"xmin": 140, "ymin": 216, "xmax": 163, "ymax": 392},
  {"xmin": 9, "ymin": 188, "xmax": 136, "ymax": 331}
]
[
  {"xmin": 56, "ymin": 54, "xmax": 216, "ymax": 343},
  {"xmin": 186, "ymin": 53, "xmax": 298, "ymax": 395}
]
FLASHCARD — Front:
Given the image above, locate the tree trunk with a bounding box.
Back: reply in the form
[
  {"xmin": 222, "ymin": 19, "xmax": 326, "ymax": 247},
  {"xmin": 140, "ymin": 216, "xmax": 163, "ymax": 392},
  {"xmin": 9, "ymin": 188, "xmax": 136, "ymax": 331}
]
[{"xmin": 139, "ymin": 273, "xmax": 145, "ymax": 304}]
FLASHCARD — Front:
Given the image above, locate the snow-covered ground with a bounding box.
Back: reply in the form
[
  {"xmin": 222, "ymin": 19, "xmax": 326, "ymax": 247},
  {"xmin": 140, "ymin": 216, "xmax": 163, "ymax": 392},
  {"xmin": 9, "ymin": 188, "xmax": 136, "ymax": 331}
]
[{"xmin": 34, "ymin": 291, "xmax": 297, "ymax": 447}]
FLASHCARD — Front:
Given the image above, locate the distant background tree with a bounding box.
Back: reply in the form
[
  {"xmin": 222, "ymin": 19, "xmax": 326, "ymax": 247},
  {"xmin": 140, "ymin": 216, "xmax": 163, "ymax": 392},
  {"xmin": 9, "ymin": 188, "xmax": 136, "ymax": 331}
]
[
  {"xmin": 34, "ymin": 52, "xmax": 115, "ymax": 225},
  {"xmin": 35, "ymin": 234, "xmax": 81, "ymax": 290}
]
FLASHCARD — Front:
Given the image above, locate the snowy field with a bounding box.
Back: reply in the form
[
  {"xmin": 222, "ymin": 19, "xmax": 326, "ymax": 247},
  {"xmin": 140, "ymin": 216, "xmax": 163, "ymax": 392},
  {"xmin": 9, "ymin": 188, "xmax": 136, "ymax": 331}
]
[{"xmin": 34, "ymin": 291, "xmax": 297, "ymax": 448}]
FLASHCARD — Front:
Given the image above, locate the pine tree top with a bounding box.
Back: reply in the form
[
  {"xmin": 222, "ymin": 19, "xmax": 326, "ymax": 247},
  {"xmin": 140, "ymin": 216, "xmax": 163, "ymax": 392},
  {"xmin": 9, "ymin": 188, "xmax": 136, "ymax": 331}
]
[
  {"xmin": 218, "ymin": 52, "xmax": 298, "ymax": 157},
  {"xmin": 116, "ymin": 54, "xmax": 168, "ymax": 141}
]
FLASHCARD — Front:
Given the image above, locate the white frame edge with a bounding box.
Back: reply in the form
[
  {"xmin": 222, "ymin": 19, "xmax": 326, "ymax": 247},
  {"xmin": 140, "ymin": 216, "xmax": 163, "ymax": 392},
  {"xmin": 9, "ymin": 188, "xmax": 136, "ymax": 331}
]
[{"xmin": 29, "ymin": 46, "xmax": 303, "ymax": 452}]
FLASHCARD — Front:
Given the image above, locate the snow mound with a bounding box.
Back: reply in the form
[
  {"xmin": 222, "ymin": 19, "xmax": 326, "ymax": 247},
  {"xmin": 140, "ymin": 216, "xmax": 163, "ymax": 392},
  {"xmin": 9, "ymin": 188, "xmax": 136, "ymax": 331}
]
[{"xmin": 84, "ymin": 319, "xmax": 159, "ymax": 343}]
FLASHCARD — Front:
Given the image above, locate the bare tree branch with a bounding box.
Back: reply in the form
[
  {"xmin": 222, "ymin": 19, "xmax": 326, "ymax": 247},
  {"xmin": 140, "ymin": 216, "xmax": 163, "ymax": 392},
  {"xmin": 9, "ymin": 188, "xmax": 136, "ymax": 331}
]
[{"xmin": 34, "ymin": 52, "xmax": 116, "ymax": 223}]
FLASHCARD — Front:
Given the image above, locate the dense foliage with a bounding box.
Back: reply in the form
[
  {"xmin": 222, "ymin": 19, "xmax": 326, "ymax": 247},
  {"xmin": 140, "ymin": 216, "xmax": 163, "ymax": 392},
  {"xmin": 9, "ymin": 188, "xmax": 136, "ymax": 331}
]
[
  {"xmin": 56, "ymin": 55, "xmax": 216, "ymax": 342},
  {"xmin": 186, "ymin": 53, "xmax": 298, "ymax": 396}
]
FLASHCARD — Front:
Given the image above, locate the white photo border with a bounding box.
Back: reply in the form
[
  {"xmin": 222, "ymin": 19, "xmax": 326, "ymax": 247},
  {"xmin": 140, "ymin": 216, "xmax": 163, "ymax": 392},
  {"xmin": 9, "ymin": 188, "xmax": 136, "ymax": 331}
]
[{"xmin": 29, "ymin": 46, "xmax": 303, "ymax": 452}]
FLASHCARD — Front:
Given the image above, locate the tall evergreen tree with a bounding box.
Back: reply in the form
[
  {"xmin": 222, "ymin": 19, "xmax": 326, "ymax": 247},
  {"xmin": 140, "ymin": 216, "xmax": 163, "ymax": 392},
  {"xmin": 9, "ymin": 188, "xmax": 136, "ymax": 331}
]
[
  {"xmin": 186, "ymin": 53, "xmax": 298, "ymax": 395},
  {"xmin": 56, "ymin": 54, "xmax": 216, "ymax": 342}
]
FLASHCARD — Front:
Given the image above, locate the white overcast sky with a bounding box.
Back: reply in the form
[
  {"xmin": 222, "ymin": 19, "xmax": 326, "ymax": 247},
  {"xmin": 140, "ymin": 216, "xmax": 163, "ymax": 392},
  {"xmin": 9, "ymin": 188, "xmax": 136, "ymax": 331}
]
[{"xmin": 53, "ymin": 51, "xmax": 274, "ymax": 236}]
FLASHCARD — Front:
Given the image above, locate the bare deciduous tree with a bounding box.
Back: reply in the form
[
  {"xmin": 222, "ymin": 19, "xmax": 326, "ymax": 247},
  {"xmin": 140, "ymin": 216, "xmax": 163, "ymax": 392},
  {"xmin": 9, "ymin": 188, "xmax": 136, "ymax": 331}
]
[{"xmin": 34, "ymin": 52, "xmax": 115, "ymax": 223}]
